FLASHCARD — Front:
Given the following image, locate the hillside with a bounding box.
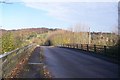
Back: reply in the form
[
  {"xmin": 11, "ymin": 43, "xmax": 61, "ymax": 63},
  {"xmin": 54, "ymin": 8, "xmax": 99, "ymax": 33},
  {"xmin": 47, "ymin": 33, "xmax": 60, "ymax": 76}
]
[
  {"xmin": 0, "ymin": 27, "xmax": 119, "ymax": 54},
  {"xmin": 0, "ymin": 28, "xmax": 59, "ymax": 54}
]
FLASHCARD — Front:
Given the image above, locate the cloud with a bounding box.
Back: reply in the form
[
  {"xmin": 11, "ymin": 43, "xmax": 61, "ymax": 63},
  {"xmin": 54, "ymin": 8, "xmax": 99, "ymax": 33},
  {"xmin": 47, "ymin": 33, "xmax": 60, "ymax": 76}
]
[
  {"xmin": 21, "ymin": 1, "xmax": 117, "ymax": 32},
  {"xmin": 21, "ymin": 0, "xmax": 118, "ymax": 2},
  {"xmin": 22, "ymin": 2, "xmax": 117, "ymax": 23},
  {"xmin": 23, "ymin": 2, "xmax": 76, "ymax": 22}
]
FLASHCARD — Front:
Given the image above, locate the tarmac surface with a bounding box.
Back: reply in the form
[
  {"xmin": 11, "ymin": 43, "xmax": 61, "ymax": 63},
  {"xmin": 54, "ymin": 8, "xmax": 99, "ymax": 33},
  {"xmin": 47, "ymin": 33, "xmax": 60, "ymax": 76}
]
[
  {"xmin": 42, "ymin": 46, "xmax": 119, "ymax": 78},
  {"xmin": 17, "ymin": 47, "xmax": 42, "ymax": 78}
]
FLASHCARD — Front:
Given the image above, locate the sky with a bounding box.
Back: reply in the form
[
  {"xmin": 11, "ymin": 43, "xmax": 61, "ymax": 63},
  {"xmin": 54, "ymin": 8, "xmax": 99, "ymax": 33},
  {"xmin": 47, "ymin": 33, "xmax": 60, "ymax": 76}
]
[{"xmin": 0, "ymin": 0, "xmax": 119, "ymax": 32}]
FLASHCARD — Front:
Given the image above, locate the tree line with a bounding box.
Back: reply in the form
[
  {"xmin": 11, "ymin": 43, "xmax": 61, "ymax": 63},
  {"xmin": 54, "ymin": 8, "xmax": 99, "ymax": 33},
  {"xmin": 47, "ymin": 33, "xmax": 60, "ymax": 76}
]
[{"xmin": 45, "ymin": 24, "xmax": 119, "ymax": 46}]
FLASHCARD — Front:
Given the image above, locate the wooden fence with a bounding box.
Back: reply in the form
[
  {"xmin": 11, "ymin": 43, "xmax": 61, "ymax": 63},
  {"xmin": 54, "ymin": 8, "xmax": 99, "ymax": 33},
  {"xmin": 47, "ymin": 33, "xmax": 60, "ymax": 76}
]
[
  {"xmin": 60, "ymin": 44, "xmax": 118, "ymax": 59},
  {"xmin": 0, "ymin": 44, "xmax": 36, "ymax": 78}
]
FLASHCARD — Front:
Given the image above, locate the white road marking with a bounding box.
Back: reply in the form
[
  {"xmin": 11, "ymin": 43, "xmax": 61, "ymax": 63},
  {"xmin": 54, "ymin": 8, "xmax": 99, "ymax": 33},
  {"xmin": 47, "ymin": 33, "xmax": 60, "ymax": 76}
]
[{"xmin": 28, "ymin": 62, "xmax": 43, "ymax": 65}]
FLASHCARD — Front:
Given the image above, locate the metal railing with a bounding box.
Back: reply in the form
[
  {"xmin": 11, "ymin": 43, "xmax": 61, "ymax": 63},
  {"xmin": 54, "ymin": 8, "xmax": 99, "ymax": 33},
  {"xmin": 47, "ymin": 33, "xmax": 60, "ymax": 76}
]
[
  {"xmin": 59, "ymin": 44, "xmax": 118, "ymax": 59},
  {"xmin": 0, "ymin": 44, "xmax": 36, "ymax": 78}
]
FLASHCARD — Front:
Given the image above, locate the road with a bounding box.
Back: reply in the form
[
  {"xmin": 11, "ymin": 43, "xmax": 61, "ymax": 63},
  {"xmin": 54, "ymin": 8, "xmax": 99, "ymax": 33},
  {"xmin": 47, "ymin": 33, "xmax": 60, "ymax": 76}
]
[
  {"xmin": 17, "ymin": 47, "xmax": 42, "ymax": 78},
  {"xmin": 41, "ymin": 46, "xmax": 119, "ymax": 78}
]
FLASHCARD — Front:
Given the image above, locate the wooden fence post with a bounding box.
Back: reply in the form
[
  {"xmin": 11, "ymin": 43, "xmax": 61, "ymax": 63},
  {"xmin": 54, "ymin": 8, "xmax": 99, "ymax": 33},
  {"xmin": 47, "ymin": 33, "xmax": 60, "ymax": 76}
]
[
  {"xmin": 79, "ymin": 44, "xmax": 81, "ymax": 49},
  {"xmin": 87, "ymin": 44, "xmax": 89, "ymax": 51},
  {"xmin": 94, "ymin": 45, "xmax": 96, "ymax": 52},
  {"xmin": 81, "ymin": 44, "xmax": 83, "ymax": 49},
  {"xmin": 104, "ymin": 46, "xmax": 106, "ymax": 53},
  {"xmin": 78, "ymin": 44, "xmax": 79, "ymax": 49},
  {"xmin": 77, "ymin": 44, "xmax": 78, "ymax": 49}
]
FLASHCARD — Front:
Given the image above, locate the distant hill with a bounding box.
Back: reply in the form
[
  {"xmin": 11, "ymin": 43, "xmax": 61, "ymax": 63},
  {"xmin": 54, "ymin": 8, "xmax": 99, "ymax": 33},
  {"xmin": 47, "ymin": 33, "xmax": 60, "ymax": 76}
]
[
  {"xmin": 15, "ymin": 28, "xmax": 51, "ymax": 34},
  {"xmin": 0, "ymin": 28, "xmax": 60, "ymax": 36}
]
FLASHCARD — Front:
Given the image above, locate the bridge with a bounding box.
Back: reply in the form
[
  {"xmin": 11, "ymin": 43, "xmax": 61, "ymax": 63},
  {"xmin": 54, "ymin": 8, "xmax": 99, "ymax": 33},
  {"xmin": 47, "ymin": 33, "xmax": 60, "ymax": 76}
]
[{"xmin": 0, "ymin": 44, "xmax": 119, "ymax": 79}]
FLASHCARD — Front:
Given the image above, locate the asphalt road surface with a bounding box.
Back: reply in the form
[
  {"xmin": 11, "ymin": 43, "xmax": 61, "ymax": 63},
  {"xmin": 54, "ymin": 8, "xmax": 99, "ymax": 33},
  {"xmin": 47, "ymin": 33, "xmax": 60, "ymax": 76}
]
[
  {"xmin": 17, "ymin": 47, "xmax": 42, "ymax": 78},
  {"xmin": 41, "ymin": 46, "xmax": 119, "ymax": 78}
]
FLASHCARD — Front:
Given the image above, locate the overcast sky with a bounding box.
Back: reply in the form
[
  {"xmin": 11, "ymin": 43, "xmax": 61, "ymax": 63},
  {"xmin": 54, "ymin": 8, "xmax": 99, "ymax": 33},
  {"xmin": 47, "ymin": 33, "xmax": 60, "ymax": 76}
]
[{"xmin": 0, "ymin": 0, "xmax": 118, "ymax": 32}]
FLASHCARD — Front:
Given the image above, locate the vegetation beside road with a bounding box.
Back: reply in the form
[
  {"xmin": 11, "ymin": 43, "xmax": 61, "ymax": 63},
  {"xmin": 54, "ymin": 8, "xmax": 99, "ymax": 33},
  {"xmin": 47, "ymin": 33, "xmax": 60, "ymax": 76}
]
[
  {"xmin": 0, "ymin": 26, "xmax": 119, "ymax": 55},
  {"xmin": 45, "ymin": 28, "xmax": 119, "ymax": 47},
  {"xmin": 0, "ymin": 28, "xmax": 57, "ymax": 54}
]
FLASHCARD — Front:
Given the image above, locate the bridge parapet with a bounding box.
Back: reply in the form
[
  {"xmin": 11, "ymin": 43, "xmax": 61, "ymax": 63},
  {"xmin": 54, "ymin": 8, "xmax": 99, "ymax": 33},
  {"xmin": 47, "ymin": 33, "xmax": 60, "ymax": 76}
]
[
  {"xmin": 59, "ymin": 44, "xmax": 119, "ymax": 63},
  {"xmin": 0, "ymin": 44, "xmax": 36, "ymax": 79}
]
